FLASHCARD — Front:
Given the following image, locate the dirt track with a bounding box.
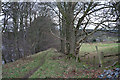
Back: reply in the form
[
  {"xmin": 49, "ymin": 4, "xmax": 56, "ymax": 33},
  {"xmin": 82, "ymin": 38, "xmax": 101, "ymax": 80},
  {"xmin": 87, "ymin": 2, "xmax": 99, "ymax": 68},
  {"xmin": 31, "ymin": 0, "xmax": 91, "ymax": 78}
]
[{"xmin": 23, "ymin": 52, "xmax": 48, "ymax": 78}]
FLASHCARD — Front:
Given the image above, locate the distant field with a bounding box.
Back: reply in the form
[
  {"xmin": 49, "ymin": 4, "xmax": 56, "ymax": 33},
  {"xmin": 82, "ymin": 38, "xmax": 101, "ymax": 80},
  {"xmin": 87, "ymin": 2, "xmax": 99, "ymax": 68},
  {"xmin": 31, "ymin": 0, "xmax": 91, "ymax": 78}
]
[{"xmin": 80, "ymin": 43, "xmax": 119, "ymax": 54}]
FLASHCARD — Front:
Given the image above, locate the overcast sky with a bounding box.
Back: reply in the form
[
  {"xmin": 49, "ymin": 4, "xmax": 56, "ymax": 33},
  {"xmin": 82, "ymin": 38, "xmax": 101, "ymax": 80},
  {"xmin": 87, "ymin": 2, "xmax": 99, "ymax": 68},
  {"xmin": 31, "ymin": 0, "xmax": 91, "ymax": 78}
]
[{"xmin": 0, "ymin": 1, "xmax": 117, "ymax": 30}]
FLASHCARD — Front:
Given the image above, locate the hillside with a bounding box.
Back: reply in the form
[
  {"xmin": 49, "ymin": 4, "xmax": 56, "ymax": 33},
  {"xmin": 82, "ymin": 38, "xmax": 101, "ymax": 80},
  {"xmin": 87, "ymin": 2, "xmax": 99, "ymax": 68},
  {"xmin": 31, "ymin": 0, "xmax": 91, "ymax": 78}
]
[
  {"xmin": 2, "ymin": 48, "xmax": 100, "ymax": 78},
  {"xmin": 2, "ymin": 43, "xmax": 120, "ymax": 78}
]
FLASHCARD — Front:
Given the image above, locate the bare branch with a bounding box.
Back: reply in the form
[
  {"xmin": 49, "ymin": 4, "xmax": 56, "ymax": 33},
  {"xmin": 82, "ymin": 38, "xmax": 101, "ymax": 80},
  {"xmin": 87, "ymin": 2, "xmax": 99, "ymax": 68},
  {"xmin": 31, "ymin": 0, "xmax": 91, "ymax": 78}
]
[
  {"xmin": 76, "ymin": 2, "xmax": 93, "ymax": 30},
  {"xmin": 87, "ymin": 7, "xmax": 109, "ymax": 15},
  {"xmin": 72, "ymin": 2, "xmax": 78, "ymax": 10},
  {"xmin": 57, "ymin": 2, "xmax": 67, "ymax": 20},
  {"xmin": 73, "ymin": 7, "xmax": 82, "ymax": 22},
  {"xmin": 50, "ymin": 28, "xmax": 70, "ymax": 43},
  {"xmin": 76, "ymin": 18, "xmax": 117, "ymax": 44}
]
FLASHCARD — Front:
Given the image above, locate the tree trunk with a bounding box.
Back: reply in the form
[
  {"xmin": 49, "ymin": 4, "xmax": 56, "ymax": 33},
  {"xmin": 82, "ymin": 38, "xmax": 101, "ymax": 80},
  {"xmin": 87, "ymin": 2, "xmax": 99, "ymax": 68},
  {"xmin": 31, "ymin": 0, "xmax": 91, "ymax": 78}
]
[
  {"xmin": 29, "ymin": 6, "xmax": 32, "ymax": 27},
  {"xmin": 58, "ymin": 2, "xmax": 78, "ymax": 56},
  {"xmin": 69, "ymin": 25, "xmax": 75, "ymax": 55},
  {"xmin": 16, "ymin": 38, "xmax": 21, "ymax": 59},
  {"xmin": 67, "ymin": 7, "xmax": 75, "ymax": 55},
  {"xmin": 60, "ymin": 16, "xmax": 66, "ymax": 53},
  {"xmin": 2, "ymin": 54, "xmax": 7, "ymax": 64},
  {"xmin": 20, "ymin": 15, "xmax": 25, "ymax": 57},
  {"xmin": 13, "ymin": 14, "xmax": 21, "ymax": 59},
  {"xmin": 65, "ymin": 23, "xmax": 70, "ymax": 55}
]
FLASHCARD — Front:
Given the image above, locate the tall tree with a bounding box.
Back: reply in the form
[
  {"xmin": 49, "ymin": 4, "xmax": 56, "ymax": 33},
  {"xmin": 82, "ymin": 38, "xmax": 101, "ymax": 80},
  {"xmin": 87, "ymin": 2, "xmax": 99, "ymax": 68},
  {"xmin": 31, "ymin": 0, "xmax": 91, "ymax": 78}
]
[{"xmin": 46, "ymin": 2, "xmax": 118, "ymax": 61}]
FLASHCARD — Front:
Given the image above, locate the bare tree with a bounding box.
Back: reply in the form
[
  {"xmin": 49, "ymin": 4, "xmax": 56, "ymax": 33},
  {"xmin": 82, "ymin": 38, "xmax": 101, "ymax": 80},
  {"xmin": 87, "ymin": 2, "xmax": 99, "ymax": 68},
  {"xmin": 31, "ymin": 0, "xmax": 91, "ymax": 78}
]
[{"xmin": 45, "ymin": 2, "xmax": 118, "ymax": 61}]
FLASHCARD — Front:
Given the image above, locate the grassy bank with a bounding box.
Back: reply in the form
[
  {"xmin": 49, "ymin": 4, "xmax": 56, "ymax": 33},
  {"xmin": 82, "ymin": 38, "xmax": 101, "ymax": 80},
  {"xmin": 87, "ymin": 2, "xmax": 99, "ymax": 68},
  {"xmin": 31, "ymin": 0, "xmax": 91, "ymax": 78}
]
[
  {"xmin": 2, "ymin": 49, "xmax": 50, "ymax": 78},
  {"xmin": 2, "ymin": 43, "xmax": 120, "ymax": 78}
]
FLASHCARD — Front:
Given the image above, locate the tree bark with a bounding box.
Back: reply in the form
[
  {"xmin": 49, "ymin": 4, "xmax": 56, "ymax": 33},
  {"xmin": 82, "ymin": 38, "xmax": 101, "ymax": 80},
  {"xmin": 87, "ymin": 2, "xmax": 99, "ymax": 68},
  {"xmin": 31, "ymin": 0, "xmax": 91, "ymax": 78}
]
[
  {"xmin": 67, "ymin": 5, "xmax": 75, "ymax": 55},
  {"xmin": 65, "ymin": 23, "xmax": 70, "ymax": 55},
  {"xmin": 59, "ymin": 10, "xmax": 65, "ymax": 53},
  {"xmin": 2, "ymin": 54, "xmax": 7, "ymax": 64},
  {"xmin": 60, "ymin": 15, "xmax": 66, "ymax": 53}
]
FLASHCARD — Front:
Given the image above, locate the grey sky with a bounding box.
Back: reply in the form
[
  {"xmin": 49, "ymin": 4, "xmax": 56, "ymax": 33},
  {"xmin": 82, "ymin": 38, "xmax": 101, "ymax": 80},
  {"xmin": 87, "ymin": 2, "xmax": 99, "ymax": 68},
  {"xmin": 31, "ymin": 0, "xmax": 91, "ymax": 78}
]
[{"xmin": 0, "ymin": 1, "xmax": 117, "ymax": 30}]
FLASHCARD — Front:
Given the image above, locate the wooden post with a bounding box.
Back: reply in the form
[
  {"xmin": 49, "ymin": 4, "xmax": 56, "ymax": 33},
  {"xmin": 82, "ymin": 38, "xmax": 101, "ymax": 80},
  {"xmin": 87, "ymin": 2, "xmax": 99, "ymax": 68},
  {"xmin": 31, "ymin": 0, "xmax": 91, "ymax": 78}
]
[
  {"xmin": 93, "ymin": 56, "xmax": 96, "ymax": 67},
  {"xmin": 101, "ymin": 52, "xmax": 104, "ymax": 66},
  {"xmin": 88, "ymin": 56, "xmax": 89, "ymax": 63},
  {"xmin": 76, "ymin": 54, "xmax": 79, "ymax": 62},
  {"xmin": 95, "ymin": 46, "xmax": 102, "ymax": 67}
]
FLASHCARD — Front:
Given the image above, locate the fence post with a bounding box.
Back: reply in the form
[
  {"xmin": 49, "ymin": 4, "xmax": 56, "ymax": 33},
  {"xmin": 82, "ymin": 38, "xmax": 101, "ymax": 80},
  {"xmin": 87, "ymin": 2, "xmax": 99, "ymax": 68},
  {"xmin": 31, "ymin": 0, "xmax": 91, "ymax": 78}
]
[
  {"xmin": 101, "ymin": 52, "xmax": 104, "ymax": 67},
  {"xmin": 95, "ymin": 46, "xmax": 102, "ymax": 67},
  {"xmin": 93, "ymin": 56, "xmax": 96, "ymax": 67}
]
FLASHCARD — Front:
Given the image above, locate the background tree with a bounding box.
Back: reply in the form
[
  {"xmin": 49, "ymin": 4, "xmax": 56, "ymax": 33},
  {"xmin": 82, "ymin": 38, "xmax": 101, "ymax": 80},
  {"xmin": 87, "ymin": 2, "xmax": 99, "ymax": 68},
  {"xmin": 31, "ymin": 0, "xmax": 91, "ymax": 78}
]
[{"xmin": 1, "ymin": 2, "xmax": 60, "ymax": 63}]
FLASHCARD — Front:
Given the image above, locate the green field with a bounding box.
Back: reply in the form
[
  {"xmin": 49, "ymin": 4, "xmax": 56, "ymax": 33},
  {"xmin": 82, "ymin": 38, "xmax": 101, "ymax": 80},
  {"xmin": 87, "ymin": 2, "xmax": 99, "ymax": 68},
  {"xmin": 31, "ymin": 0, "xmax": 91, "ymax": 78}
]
[
  {"xmin": 2, "ymin": 43, "xmax": 120, "ymax": 78},
  {"xmin": 80, "ymin": 43, "xmax": 119, "ymax": 68},
  {"xmin": 80, "ymin": 43, "xmax": 119, "ymax": 54}
]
